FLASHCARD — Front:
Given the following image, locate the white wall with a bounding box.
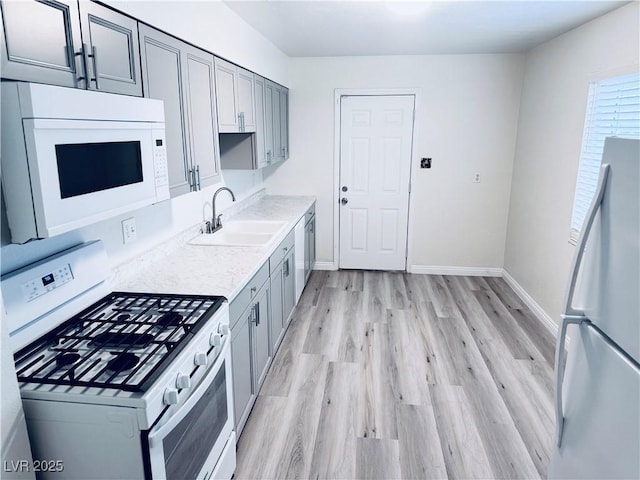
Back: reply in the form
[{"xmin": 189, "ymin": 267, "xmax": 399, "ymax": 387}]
[
  {"xmin": 504, "ymin": 3, "xmax": 639, "ymax": 324},
  {"xmin": 0, "ymin": 1, "xmax": 290, "ymax": 275},
  {"xmin": 264, "ymin": 55, "xmax": 524, "ymax": 270}
]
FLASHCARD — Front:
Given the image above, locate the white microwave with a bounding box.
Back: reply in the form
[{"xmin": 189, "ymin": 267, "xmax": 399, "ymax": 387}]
[{"xmin": 1, "ymin": 82, "xmax": 170, "ymax": 244}]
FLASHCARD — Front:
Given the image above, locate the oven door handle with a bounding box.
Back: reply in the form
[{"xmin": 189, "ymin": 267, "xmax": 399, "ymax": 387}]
[{"xmin": 147, "ymin": 337, "xmax": 229, "ymax": 447}]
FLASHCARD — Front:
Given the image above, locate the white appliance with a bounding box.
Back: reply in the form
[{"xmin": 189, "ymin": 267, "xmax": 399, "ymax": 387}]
[
  {"xmin": 294, "ymin": 217, "xmax": 306, "ymax": 302},
  {"xmin": 549, "ymin": 137, "xmax": 640, "ymax": 478},
  {"xmin": 1, "ymin": 241, "xmax": 236, "ymax": 479},
  {"xmin": 1, "ymin": 82, "xmax": 170, "ymax": 244}
]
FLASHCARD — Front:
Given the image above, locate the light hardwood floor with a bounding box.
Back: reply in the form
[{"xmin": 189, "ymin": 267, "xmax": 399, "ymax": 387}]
[{"xmin": 235, "ymin": 271, "xmax": 556, "ymax": 479}]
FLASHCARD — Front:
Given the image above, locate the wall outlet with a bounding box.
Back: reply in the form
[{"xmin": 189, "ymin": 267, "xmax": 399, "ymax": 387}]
[
  {"xmin": 122, "ymin": 217, "xmax": 137, "ymax": 244},
  {"xmin": 473, "ymin": 173, "xmax": 481, "ymax": 183},
  {"xmin": 420, "ymin": 157, "xmax": 432, "ymax": 169}
]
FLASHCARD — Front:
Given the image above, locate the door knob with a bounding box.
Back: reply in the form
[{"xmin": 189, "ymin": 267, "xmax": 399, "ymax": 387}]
[
  {"xmin": 341, "ymin": 198, "xmax": 348, "ymax": 205},
  {"xmin": 342, "ymin": 186, "xmax": 348, "ymax": 192}
]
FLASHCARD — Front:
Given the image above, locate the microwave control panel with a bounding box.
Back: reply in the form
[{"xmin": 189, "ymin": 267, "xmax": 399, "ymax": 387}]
[
  {"xmin": 22, "ymin": 264, "xmax": 74, "ymax": 302},
  {"xmin": 152, "ymin": 132, "xmax": 170, "ymax": 201}
]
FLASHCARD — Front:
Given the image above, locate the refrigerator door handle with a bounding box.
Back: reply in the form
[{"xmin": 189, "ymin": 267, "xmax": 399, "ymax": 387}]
[
  {"xmin": 563, "ymin": 164, "xmax": 610, "ymax": 316},
  {"xmin": 554, "ymin": 315, "xmax": 640, "ymax": 448},
  {"xmin": 555, "ymin": 314, "xmax": 588, "ymax": 447}
]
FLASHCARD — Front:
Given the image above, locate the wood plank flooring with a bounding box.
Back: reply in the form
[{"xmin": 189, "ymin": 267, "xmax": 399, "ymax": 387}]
[{"xmin": 235, "ymin": 271, "xmax": 556, "ymax": 479}]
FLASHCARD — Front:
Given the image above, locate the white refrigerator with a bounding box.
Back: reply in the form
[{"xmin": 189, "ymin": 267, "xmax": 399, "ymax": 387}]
[{"xmin": 549, "ymin": 137, "xmax": 640, "ymax": 479}]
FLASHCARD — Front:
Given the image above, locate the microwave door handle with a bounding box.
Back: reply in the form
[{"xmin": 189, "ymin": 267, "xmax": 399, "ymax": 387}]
[
  {"xmin": 147, "ymin": 338, "xmax": 229, "ymax": 448},
  {"xmin": 563, "ymin": 163, "xmax": 610, "ymax": 317}
]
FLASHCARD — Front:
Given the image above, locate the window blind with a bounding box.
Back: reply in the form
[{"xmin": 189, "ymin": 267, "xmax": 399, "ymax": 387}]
[{"xmin": 569, "ymin": 72, "xmax": 640, "ymax": 244}]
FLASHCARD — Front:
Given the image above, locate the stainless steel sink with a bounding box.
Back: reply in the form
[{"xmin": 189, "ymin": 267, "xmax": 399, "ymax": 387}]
[{"xmin": 188, "ymin": 220, "xmax": 287, "ymax": 247}]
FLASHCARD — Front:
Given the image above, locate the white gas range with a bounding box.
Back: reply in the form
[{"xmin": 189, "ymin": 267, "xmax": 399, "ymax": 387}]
[{"xmin": 2, "ymin": 241, "xmax": 236, "ymax": 480}]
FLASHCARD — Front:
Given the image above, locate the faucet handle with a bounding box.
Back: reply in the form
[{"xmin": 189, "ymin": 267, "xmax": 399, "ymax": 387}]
[
  {"xmin": 204, "ymin": 221, "xmax": 212, "ymax": 234},
  {"xmin": 215, "ymin": 214, "xmax": 223, "ymax": 228}
]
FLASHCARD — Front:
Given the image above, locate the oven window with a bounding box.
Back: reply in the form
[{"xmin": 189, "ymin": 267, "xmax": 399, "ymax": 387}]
[
  {"xmin": 55, "ymin": 141, "xmax": 143, "ymax": 198},
  {"xmin": 163, "ymin": 361, "xmax": 228, "ymax": 479}
]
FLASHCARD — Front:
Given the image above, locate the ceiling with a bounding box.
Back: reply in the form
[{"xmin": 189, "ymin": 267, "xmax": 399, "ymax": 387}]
[{"xmin": 223, "ymin": 0, "xmax": 629, "ymax": 57}]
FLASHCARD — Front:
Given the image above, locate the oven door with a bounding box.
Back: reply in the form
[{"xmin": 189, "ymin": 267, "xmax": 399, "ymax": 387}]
[
  {"xmin": 147, "ymin": 340, "xmax": 235, "ymax": 480},
  {"xmin": 22, "ymin": 118, "xmax": 168, "ymax": 238}
]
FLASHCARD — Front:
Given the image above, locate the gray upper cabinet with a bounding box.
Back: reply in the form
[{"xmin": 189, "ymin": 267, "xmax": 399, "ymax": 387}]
[
  {"xmin": 264, "ymin": 80, "xmax": 275, "ymax": 164},
  {"xmin": 279, "ymin": 86, "xmax": 289, "ymax": 160},
  {"xmin": 265, "ymin": 79, "xmax": 289, "ymax": 165},
  {"xmin": 253, "ymin": 75, "xmax": 270, "ymax": 169},
  {"xmin": 0, "ymin": 0, "xmax": 83, "ymax": 88},
  {"xmin": 0, "ymin": 0, "xmax": 142, "ymax": 96},
  {"xmin": 183, "ymin": 45, "xmax": 221, "ymax": 189},
  {"xmin": 214, "ymin": 57, "xmax": 256, "ymax": 133},
  {"xmin": 139, "ymin": 24, "xmax": 220, "ymax": 197},
  {"xmin": 78, "ymin": 1, "xmax": 142, "ymax": 96}
]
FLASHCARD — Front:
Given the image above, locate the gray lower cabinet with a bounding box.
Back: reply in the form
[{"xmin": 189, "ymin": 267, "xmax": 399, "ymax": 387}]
[
  {"xmin": 230, "ymin": 263, "xmax": 271, "ymax": 436},
  {"xmin": 231, "ymin": 311, "xmax": 252, "ymax": 438},
  {"xmin": 0, "ymin": 0, "xmax": 142, "ymax": 96},
  {"xmin": 139, "ymin": 24, "xmax": 220, "ymax": 197},
  {"xmin": 305, "ymin": 206, "xmax": 316, "ymax": 281},
  {"xmin": 269, "ymin": 231, "xmax": 296, "ymax": 353}
]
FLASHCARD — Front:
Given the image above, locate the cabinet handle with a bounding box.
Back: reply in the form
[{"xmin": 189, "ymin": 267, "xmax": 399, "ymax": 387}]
[
  {"xmin": 250, "ymin": 286, "xmax": 257, "ymax": 296},
  {"xmin": 239, "ymin": 112, "xmax": 245, "ymax": 132},
  {"xmin": 188, "ymin": 167, "xmax": 195, "ymax": 191},
  {"xmin": 284, "ymin": 258, "xmax": 289, "ymax": 277},
  {"xmin": 267, "ymin": 150, "xmax": 272, "ymax": 164},
  {"xmin": 251, "ymin": 304, "xmax": 260, "ymax": 326},
  {"xmin": 88, "ymin": 45, "xmax": 99, "ymax": 89},
  {"xmin": 75, "ymin": 44, "xmax": 88, "ymax": 88},
  {"xmin": 195, "ymin": 165, "xmax": 201, "ymax": 190}
]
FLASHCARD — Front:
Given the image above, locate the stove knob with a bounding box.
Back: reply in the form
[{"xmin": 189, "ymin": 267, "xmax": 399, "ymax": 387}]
[
  {"xmin": 210, "ymin": 333, "xmax": 222, "ymax": 347},
  {"xmin": 218, "ymin": 324, "xmax": 230, "ymax": 335},
  {"xmin": 176, "ymin": 373, "xmax": 191, "ymax": 390},
  {"xmin": 194, "ymin": 352, "xmax": 207, "ymax": 366},
  {"xmin": 164, "ymin": 388, "xmax": 179, "ymax": 405}
]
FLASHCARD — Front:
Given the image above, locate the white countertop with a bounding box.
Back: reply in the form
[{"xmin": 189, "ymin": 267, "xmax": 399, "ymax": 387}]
[{"xmin": 114, "ymin": 195, "xmax": 315, "ymax": 301}]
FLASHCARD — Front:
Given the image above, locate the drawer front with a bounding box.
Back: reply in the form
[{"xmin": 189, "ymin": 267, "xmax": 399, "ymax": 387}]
[
  {"xmin": 229, "ymin": 261, "xmax": 269, "ymax": 328},
  {"xmin": 269, "ymin": 230, "xmax": 295, "ymax": 274}
]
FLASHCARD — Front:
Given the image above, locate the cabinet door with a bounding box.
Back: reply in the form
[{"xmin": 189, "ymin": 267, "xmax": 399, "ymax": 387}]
[
  {"xmin": 279, "ymin": 87, "xmax": 289, "ymax": 159},
  {"xmin": 183, "ymin": 45, "xmax": 221, "ymax": 188},
  {"xmin": 139, "ymin": 25, "xmax": 192, "ymax": 197},
  {"xmin": 78, "ymin": 1, "xmax": 142, "ymax": 96},
  {"xmin": 251, "ymin": 284, "xmax": 271, "ymax": 393},
  {"xmin": 269, "ymin": 262, "xmax": 285, "ymax": 354},
  {"xmin": 283, "ymin": 249, "xmax": 296, "ymax": 327},
  {"xmin": 264, "ymin": 80, "xmax": 275, "ymax": 165},
  {"xmin": 0, "ymin": 0, "xmax": 83, "ymax": 87},
  {"xmin": 214, "ymin": 57, "xmax": 239, "ymax": 133},
  {"xmin": 231, "ymin": 314, "xmax": 254, "ymax": 436},
  {"xmin": 237, "ymin": 67, "xmax": 256, "ymax": 132},
  {"xmin": 253, "ymin": 75, "xmax": 268, "ymax": 169},
  {"xmin": 272, "ymin": 84, "xmax": 283, "ymax": 163}
]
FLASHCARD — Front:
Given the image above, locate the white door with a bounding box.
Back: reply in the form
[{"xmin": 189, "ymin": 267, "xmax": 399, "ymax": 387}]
[{"xmin": 339, "ymin": 95, "xmax": 415, "ymax": 270}]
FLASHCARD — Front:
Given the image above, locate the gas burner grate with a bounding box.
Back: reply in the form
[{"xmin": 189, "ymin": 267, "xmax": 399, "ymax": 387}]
[{"xmin": 13, "ymin": 292, "xmax": 225, "ymax": 392}]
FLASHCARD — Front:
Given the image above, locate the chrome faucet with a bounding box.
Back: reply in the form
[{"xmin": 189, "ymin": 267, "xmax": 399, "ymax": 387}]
[{"xmin": 207, "ymin": 187, "xmax": 236, "ymax": 234}]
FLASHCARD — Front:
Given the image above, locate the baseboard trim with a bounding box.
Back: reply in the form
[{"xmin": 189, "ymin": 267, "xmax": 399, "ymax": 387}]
[
  {"xmin": 410, "ymin": 265, "xmax": 503, "ymax": 277},
  {"xmin": 313, "ymin": 261, "xmax": 338, "ymax": 271},
  {"xmin": 502, "ymin": 270, "xmax": 558, "ymax": 337}
]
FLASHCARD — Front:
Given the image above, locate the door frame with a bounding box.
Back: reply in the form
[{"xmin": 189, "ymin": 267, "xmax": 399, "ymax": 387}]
[{"xmin": 333, "ymin": 88, "xmax": 420, "ymax": 271}]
